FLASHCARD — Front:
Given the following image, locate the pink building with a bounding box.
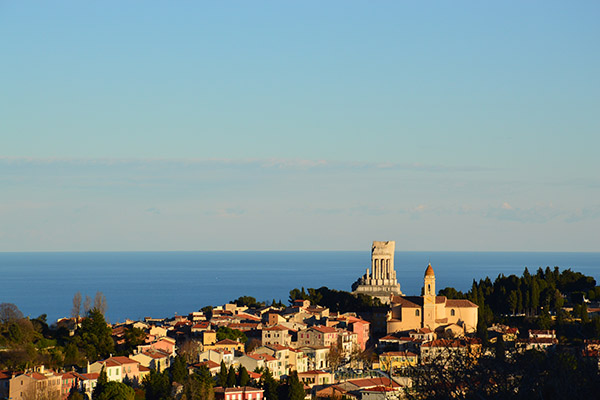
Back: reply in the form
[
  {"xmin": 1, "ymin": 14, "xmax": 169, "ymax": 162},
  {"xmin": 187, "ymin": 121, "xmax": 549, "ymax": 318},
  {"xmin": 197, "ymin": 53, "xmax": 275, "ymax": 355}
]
[
  {"xmin": 350, "ymin": 318, "xmax": 370, "ymax": 351},
  {"xmin": 59, "ymin": 371, "xmax": 78, "ymax": 398},
  {"xmin": 214, "ymin": 386, "xmax": 264, "ymax": 400},
  {"xmin": 88, "ymin": 356, "xmax": 141, "ymax": 383}
]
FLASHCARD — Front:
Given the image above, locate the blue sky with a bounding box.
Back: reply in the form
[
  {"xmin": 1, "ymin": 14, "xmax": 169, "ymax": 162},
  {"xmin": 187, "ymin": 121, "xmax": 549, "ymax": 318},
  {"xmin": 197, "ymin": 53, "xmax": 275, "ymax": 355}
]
[{"xmin": 1, "ymin": 2, "xmax": 599, "ymax": 251}]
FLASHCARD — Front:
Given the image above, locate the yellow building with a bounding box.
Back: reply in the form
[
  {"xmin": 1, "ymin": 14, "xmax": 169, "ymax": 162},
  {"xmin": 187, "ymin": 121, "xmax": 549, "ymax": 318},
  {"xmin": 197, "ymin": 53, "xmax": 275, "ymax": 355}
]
[
  {"xmin": 387, "ymin": 264, "xmax": 478, "ymax": 334},
  {"xmin": 204, "ymin": 338, "xmax": 245, "ymax": 353},
  {"xmin": 379, "ymin": 351, "xmax": 418, "ymax": 372}
]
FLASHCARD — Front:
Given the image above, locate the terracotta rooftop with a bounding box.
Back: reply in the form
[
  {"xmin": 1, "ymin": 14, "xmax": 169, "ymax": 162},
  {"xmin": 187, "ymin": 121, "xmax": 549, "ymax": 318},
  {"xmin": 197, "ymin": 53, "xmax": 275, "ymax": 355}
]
[
  {"xmin": 379, "ymin": 335, "xmax": 402, "ymax": 341},
  {"xmin": 425, "ymin": 263, "xmax": 435, "ymax": 276},
  {"xmin": 195, "ymin": 360, "xmax": 220, "ymax": 369},
  {"xmin": 0, "ymin": 370, "xmax": 12, "ymax": 380},
  {"xmin": 446, "ymin": 299, "xmax": 478, "ymax": 308},
  {"xmin": 263, "ymin": 325, "xmax": 288, "ymax": 331},
  {"xmin": 215, "ymin": 339, "xmax": 240, "ymax": 345},
  {"xmin": 311, "ymin": 325, "xmax": 338, "ymax": 334},
  {"xmin": 348, "ymin": 377, "xmax": 401, "ymax": 389},
  {"xmin": 142, "ymin": 349, "xmax": 171, "ymax": 359},
  {"xmin": 109, "ymin": 356, "xmax": 139, "ymax": 365},
  {"xmin": 299, "ymin": 370, "xmax": 332, "ymax": 375},
  {"xmin": 78, "ymin": 372, "xmax": 99, "ymax": 380}
]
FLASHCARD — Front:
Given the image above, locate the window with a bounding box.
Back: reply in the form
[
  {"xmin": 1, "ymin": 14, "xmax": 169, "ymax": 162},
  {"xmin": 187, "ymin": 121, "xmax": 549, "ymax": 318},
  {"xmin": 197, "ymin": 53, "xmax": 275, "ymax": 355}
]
[
  {"xmin": 450, "ymin": 309, "xmax": 455, "ymax": 316},
  {"xmin": 415, "ymin": 309, "xmax": 420, "ymax": 317}
]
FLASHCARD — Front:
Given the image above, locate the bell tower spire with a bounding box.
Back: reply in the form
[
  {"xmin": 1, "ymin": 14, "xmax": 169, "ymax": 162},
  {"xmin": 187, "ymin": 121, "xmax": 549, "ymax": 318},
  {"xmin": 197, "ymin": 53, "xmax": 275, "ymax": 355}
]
[
  {"xmin": 423, "ymin": 263, "xmax": 436, "ymax": 329},
  {"xmin": 424, "ymin": 263, "xmax": 435, "ymax": 296}
]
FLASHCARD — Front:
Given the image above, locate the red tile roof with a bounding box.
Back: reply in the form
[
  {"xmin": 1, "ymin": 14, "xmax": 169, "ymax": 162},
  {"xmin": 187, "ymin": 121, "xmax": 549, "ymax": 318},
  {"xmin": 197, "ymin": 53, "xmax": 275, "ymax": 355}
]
[
  {"xmin": 78, "ymin": 373, "xmax": 99, "ymax": 380},
  {"xmin": 446, "ymin": 299, "xmax": 478, "ymax": 308},
  {"xmin": 299, "ymin": 370, "xmax": 332, "ymax": 375},
  {"xmin": 311, "ymin": 326, "xmax": 337, "ymax": 334},
  {"xmin": 379, "ymin": 335, "xmax": 402, "ymax": 341},
  {"xmin": 0, "ymin": 370, "xmax": 14, "ymax": 380},
  {"xmin": 263, "ymin": 325, "xmax": 288, "ymax": 331},
  {"xmin": 348, "ymin": 377, "xmax": 401, "ymax": 388},
  {"xmin": 266, "ymin": 344, "xmax": 289, "ymax": 351},
  {"xmin": 142, "ymin": 349, "xmax": 171, "ymax": 359},
  {"xmin": 215, "ymin": 339, "xmax": 240, "ymax": 345},
  {"xmin": 110, "ymin": 356, "xmax": 139, "ymax": 365},
  {"xmin": 195, "ymin": 360, "xmax": 220, "ymax": 369}
]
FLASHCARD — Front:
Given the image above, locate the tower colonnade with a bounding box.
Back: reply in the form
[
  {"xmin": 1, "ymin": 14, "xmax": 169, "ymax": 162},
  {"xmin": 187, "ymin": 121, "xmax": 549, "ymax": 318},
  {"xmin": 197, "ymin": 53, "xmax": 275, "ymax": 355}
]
[{"xmin": 352, "ymin": 241, "xmax": 402, "ymax": 303}]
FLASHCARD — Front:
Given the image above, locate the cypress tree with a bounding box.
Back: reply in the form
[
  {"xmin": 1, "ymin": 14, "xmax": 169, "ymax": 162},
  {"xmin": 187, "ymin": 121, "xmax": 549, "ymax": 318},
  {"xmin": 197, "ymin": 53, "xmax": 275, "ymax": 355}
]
[
  {"xmin": 170, "ymin": 354, "xmax": 188, "ymax": 384},
  {"xmin": 261, "ymin": 368, "xmax": 279, "ymax": 400},
  {"xmin": 286, "ymin": 371, "xmax": 305, "ymax": 400},
  {"xmin": 226, "ymin": 365, "xmax": 237, "ymax": 387},
  {"xmin": 237, "ymin": 365, "xmax": 250, "ymax": 387},
  {"xmin": 218, "ymin": 361, "xmax": 228, "ymax": 387},
  {"xmin": 92, "ymin": 366, "xmax": 108, "ymax": 399}
]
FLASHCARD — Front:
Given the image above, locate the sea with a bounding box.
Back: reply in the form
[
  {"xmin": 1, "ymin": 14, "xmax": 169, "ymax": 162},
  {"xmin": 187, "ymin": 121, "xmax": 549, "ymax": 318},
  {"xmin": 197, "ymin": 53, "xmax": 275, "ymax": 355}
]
[{"xmin": 1, "ymin": 251, "xmax": 599, "ymax": 324}]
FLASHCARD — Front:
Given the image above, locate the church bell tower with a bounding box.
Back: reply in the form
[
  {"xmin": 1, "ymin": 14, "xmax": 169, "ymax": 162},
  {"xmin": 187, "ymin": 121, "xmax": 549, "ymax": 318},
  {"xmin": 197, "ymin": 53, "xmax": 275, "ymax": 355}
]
[{"xmin": 423, "ymin": 263, "xmax": 436, "ymax": 328}]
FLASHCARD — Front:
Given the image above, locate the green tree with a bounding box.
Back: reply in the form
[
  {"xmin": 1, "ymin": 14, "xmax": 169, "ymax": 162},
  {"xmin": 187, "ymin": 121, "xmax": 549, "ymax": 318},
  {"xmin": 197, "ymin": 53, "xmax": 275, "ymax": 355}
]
[
  {"xmin": 476, "ymin": 319, "xmax": 488, "ymax": 345},
  {"xmin": 68, "ymin": 387, "xmax": 86, "ymax": 400},
  {"xmin": 97, "ymin": 381, "xmax": 135, "ymax": 400},
  {"xmin": 438, "ymin": 287, "xmax": 466, "ymax": 299},
  {"xmin": 121, "ymin": 327, "xmax": 146, "ymax": 355},
  {"xmin": 226, "ymin": 366, "xmax": 237, "ymax": 388},
  {"xmin": 92, "ymin": 366, "xmax": 108, "ymax": 399},
  {"xmin": 201, "ymin": 306, "xmax": 213, "ymax": 321},
  {"xmin": 143, "ymin": 369, "xmax": 171, "ymax": 400},
  {"xmin": 170, "ymin": 354, "xmax": 188, "ymax": 384},
  {"xmin": 237, "ymin": 365, "xmax": 250, "ymax": 387},
  {"xmin": 75, "ymin": 309, "xmax": 114, "ymax": 361},
  {"xmin": 232, "ymin": 296, "xmax": 263, "ymax": 308},
  {"xmin": 495, "ymin": 335, "xmax": 506, "ymax": 363},
  {"xmin": 216, "ymin": 326, "xmax": 247, "ymax": 343},
  {"xmin": 183, "ymin": 369, "xmax": 214, "ymax": 400},
  {"xmin": 261, "ymin": 368, "xmax": 279, "ymax": 400},
  {"xmin": 508, "ymin": 291, "xmax": 518, "ymax": 315},
  {"xmin": 288, "ymin": 288, "xmax": 310, "ymax": 304},
  {"xmin": 217, "ymin": 361, "xmax": 228, "ymax": 387},
  {"xmin": 284, "ymin": 372, "xmax": 305, "ymax": 400}
]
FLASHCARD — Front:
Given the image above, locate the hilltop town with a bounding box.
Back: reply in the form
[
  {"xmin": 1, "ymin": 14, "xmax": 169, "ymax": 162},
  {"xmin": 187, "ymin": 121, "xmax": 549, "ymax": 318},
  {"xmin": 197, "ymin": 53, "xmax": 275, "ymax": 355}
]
[{"xmin": 1, "ymin": 242, "xmax": 600, "ymax": 399}]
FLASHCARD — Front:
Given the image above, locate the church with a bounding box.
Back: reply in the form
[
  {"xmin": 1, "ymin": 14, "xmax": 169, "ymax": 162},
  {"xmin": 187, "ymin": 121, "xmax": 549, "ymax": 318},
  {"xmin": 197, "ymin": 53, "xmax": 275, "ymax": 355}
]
[
  {"xmin": 386, "ymin": 263, "xmax": 478, "ymax": 334},
  {"xmin": 351, "ymin": 240, "xmax": 478, "ymax": 335}
]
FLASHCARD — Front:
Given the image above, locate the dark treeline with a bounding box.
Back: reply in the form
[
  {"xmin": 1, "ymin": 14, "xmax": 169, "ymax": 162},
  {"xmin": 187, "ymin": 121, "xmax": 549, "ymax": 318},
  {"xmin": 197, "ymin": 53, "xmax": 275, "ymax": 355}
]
[
  {"xmin": 439, "ymin": 266, "xmax": 600, "ymax": 341},
  {"xmin": 288, "ymin": 286, "xmax": 383, "ymax": 312},
  {"xmin": 406, "ymin": 343, "xmax": 600, "ymax": 400},
  {"xmin": 0, "ymin": 306, "xmax": 117, "ymax": 371}
]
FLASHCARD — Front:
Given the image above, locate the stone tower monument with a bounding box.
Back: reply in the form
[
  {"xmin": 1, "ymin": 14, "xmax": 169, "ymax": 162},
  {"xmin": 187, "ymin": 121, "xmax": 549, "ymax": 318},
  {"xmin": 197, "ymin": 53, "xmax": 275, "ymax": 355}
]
[{"xmin": 352, "ymin": 241, "xmax": 402, "ymax": 303}]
